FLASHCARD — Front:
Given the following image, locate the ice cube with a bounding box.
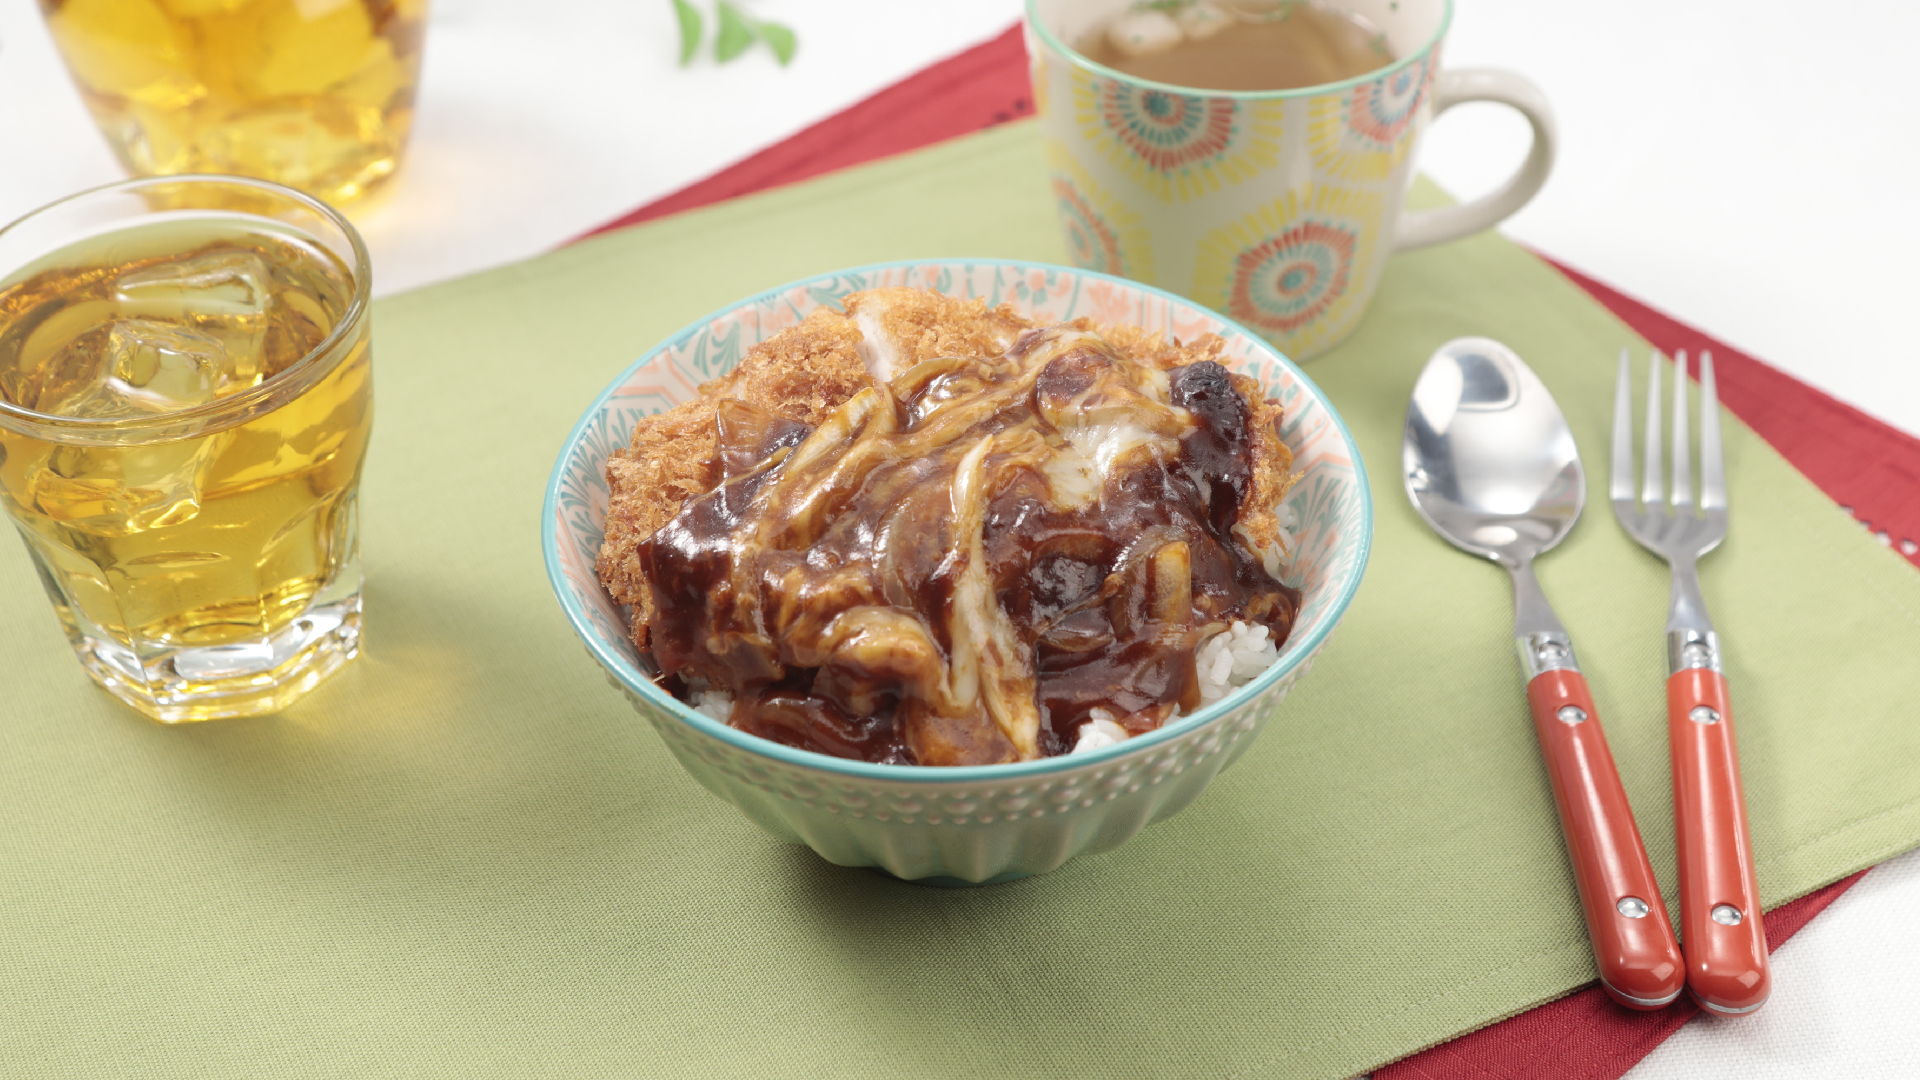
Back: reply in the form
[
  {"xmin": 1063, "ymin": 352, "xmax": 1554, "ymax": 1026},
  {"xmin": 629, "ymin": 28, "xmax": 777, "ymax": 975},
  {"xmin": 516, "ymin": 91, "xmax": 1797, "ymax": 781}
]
[
  {"xmin": 117, "ymin": 250, "xmax": 271, "ymax": 321},
  {"xmin": 47, "ymin": 318, "xmax": 228, "ymax": 419},
  {"xmin": 116, "ymin": 250, "xmax": 271, "ymax": 383},
  {"xmin": 255, "ymin": 0, "xmax": 375, "ymax": 96},
  {"xmin": 27, "ymin": 318, "xmax": 233, "ymax": 533},
  {"xmin": 28, "ymin": 322, "xmax": 230, "ymax": 533}
]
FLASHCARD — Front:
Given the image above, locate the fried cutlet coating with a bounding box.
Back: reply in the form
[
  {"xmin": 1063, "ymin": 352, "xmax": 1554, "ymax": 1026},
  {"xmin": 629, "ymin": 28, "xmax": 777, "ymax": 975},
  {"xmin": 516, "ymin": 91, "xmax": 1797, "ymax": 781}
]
[
  {"xmin": 595, "ymin": 288, "xmax": 1297, "ymax": 652},
  {"xmin": 842, "ymin": 288, "xmax": 1032, "ymax": 377},
  {"xmin": 1233, "ymin": 379, "xmax": 1295, "ymax": 553},
  {"xmin": 1076, "ymin": 319, "xmax": 1296, "ymax": 553},
  {"xmin": 595, "ymin": 306, "xmax": 872, "ymax": 649}
]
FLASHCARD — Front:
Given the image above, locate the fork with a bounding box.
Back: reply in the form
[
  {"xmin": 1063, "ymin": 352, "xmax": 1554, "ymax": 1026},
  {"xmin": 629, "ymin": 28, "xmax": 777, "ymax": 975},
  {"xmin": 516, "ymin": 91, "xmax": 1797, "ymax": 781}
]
[{"xmin": 1611, "ymin": 348, "xmax": 1770, "ymax": 1017}]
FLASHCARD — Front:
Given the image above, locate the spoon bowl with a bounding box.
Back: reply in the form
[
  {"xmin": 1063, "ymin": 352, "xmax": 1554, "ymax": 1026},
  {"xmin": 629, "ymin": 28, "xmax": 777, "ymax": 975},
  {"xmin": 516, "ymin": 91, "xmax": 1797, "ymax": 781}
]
[{"xmin": 1403, "ymin": 337, "xmax": 1584, "ymax": 566}]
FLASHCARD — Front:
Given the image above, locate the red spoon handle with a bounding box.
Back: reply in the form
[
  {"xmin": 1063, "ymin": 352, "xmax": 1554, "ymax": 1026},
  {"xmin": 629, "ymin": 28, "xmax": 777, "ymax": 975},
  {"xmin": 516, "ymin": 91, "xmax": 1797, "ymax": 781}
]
[
  {"xmin": 1527, "ymin": 669, "xmax": 1685, "ymax": 1009},
  {"xmin": 1668, "ymin": 668, "xmax": 1770, "ymax": 1015}
]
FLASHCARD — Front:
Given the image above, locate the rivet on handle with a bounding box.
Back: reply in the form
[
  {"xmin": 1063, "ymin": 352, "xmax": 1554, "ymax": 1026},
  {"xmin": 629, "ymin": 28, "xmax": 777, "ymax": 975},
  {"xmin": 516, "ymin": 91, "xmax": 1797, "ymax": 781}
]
[
  {"xmin": 1617, "ymin": 897, "xmax": 1650, "ymax": 918},
  {"xmin": 1557, "ymin": 705, "xmax": 1587, "ymax": 725},
  {"xmin": 1689, "ymin": 705, "xmax": 1721, "ymax": 724},
  {"xmin": 1711, "ymin": 904, "xmax": 1744, "ymax": 926}
]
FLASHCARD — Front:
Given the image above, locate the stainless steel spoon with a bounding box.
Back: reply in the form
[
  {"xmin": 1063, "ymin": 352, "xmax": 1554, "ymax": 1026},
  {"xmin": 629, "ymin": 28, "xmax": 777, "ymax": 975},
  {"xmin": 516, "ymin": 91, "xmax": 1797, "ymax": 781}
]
[{"xmin": 1402, "ymin": 337, "xmax": 1684, "ymax": 1011}]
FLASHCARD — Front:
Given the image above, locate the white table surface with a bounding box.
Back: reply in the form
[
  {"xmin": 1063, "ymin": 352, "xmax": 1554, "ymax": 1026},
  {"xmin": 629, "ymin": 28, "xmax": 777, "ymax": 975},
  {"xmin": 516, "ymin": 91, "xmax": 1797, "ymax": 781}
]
[{"xmin": 2, "ymin": 0, "xmax": 1915, "ymax": 1075}]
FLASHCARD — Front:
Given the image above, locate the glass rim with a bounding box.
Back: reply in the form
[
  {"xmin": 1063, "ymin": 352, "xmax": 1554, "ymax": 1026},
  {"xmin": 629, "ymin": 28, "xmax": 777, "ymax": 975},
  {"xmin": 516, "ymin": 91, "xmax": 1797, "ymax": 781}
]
[{"xmin": 0, "ymin": 173, "xmax": 372, "ymax": 439}]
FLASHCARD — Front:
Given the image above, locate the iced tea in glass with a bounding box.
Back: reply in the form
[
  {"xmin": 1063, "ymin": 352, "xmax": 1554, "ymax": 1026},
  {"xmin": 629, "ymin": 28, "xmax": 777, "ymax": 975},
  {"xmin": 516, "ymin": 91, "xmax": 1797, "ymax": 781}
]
[
  {"xmin": 0, "ymin": 176, "xmax": 372, "ymax": 721},
  {"xmin": 39, "ymin": 0, "xmax": 428, "ymax": 205}
]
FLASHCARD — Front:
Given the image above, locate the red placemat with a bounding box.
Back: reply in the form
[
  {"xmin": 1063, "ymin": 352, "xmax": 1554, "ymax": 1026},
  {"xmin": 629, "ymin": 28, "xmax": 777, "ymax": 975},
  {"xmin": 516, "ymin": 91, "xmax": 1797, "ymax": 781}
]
[
  {"xmin": 1375, "ymin": 869, "xmax": 1866, "ymax": 1079},
  {"xmin": 574, "ymin": 22, "xmax": 1917, "ymax": 1077}
]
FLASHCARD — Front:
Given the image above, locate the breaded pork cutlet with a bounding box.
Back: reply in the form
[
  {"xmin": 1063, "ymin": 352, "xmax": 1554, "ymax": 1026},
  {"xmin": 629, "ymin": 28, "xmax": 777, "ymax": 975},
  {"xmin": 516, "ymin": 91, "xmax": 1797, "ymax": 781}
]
[
  {"xmin": 597, "ymin": 289, "xmax": 1035, "ymax": 651},
  {"xmin": 1077, "ymin": 318, "xmax": 1293, "ymax": 555},
  {"xmin": 842, "ymin": 287, "xmax": 1033, "ymax": 381},
  {"xmin": 596, "ymin": 306, "xmax": 872, "ymax": 649},
  {"xmin": 596, "ymin": 287, "xmax": 1295, "ymax": 654}
]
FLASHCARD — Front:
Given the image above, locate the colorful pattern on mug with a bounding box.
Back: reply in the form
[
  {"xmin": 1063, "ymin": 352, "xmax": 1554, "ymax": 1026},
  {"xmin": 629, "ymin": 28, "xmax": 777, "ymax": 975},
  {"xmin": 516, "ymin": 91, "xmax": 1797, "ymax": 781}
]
[
  {"xmin": 1028, "ymin": 47, "xmax": 1053, "ymax": 117},
  {"xmin": 1349, "ymin": 52, "xmax": 1432, "ymax": 146},
  {"xmin": 1046, "ymin": 143, "xmax": 1154, "ymax": 281},
  {"xmin": 1193, "ymin": 185, "xmax": 1385, "ymax": 356},
  {"xmin": 1309, "ymin": 52, "xmax": 1436, "ymax": 182},
  {"xmin": 1072, "ymin": 66, "xmax": 1284, "ymax": 203}
]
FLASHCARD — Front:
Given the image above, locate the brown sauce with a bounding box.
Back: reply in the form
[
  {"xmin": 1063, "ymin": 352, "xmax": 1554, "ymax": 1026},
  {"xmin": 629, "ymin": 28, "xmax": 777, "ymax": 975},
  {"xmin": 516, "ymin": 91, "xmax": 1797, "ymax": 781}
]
[{"xmin": 638, "ymin": 326, "xmax": 1299, "ymax": 766}]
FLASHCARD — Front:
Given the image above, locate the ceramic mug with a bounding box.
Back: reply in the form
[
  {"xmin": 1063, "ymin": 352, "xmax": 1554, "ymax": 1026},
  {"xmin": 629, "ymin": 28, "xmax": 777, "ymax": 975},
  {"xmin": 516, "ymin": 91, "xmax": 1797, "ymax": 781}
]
[{"xmin": 1025, "ymin": 0, "xmax": 1555, "ymax": 359}]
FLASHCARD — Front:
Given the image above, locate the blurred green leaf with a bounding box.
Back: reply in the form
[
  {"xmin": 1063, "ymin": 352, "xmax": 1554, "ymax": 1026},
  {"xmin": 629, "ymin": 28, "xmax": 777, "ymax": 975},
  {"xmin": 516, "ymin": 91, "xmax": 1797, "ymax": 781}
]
[
  {"xmin": 757, "ymin": 19, "xmax": 797, "ymax": 65},
  {"xmin": 670, "ymin": 0, "xmax": 703, "ymax": 65},
  {"xmin": 714, "ymin": 1, "xmax": 755, "ymax": 63}
]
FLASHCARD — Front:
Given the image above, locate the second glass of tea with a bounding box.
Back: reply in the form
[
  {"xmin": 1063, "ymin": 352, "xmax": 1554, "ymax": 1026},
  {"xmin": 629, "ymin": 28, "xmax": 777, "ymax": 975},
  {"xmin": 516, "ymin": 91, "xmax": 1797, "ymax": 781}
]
[
  {"xmin": 38, "ymin": 0, "xmax": 428, "ymax": 206},
  {"xmin": 0, "ymin": 175, "xmax": 373, "ymax": 722}
]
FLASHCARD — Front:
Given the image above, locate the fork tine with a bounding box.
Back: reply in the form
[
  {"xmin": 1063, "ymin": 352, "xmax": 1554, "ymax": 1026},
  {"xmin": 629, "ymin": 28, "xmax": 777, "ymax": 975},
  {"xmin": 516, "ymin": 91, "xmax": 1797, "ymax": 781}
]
[
  {"xmin": 1699, "ymin": 350, "xmax": 1726, "ymax": 512},
  {"xmin": 1611, "ymin": 348, "xmax": 1636, "ymax": 504},
  {"xmin": 1671, "ymin": 349, "xmax": 1693, "ymax": 510},
  {"xmin": 1642, "ymin": 351, "xmax": 1664, "ymax": 509}
]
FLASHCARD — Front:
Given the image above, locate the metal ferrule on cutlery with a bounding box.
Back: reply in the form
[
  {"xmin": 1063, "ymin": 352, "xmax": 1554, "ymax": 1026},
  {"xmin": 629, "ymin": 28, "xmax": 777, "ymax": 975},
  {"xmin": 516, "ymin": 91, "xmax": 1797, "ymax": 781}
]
[
  {"xmin": 1668, "ymin": 628, "xmax": 1721, "ymax": 675},
  {"xmin": 1613, "ymin": 349, "xmax": 1771, "ymax": 1018}
]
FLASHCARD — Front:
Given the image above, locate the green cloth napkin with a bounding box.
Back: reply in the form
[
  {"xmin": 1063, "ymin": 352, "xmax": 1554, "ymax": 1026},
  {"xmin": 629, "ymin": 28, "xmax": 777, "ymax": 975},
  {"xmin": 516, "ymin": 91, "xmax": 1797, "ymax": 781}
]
[{"xmin": 5, "ymin": 120, "xmax": 1920, "ymax": 1080}]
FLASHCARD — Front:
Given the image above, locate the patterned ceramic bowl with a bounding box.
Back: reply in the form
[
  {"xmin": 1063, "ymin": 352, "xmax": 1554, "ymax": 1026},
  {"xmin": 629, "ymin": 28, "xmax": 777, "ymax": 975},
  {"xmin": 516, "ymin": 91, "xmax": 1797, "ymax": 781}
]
[{"xmin": 542, "ymin": 259, "xmax": 1371, "ymax": 885}]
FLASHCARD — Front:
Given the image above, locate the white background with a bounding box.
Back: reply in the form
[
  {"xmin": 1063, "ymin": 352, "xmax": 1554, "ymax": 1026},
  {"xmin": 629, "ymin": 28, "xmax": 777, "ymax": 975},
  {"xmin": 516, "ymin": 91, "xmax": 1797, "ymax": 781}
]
[{"xmin": 2, "ymin": 0, "xmax": 1916, "ymax": 1074}]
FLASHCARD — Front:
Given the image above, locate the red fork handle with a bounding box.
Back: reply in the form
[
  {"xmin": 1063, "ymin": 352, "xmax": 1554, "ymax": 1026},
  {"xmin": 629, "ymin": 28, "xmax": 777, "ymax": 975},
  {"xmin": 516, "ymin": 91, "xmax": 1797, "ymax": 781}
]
[
  {"xmin": 1527, "ymin": 669, "xmax": 1685, "ymax": 1009},
  {"xmin": 1669, "ymin": 668, "xmax": 1770, "ymax": 1015}
]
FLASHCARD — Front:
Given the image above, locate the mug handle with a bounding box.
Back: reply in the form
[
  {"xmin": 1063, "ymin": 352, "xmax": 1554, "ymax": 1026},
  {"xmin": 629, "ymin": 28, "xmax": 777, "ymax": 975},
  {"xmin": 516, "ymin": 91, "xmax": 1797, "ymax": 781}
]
[{"xmin": 1396, "ymin": 68, "xmax": 1558, "ymax": 251}]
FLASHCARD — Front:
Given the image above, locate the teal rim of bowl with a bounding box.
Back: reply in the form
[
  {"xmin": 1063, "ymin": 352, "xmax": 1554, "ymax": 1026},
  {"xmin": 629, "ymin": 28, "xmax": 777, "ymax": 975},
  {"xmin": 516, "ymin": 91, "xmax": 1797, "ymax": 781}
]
[
  {"xmin": 1022, "ymin": 0, "xmax": 1453, "ymax": 102},
  {"xmin": 541, "ymin": 257, "xmax": 1374, "ymax": 784}
]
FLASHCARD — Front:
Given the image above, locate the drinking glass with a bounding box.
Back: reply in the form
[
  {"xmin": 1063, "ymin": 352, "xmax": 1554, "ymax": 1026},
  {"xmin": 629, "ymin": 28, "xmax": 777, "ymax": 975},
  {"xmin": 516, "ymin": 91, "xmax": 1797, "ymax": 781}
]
[
  {"xmin": 38, "ymin": 0, "xmax": 429, "ymax": 206},
  {"xmin": 0, "ymin": 175, "xmax": 373, "ymax": 721}
]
